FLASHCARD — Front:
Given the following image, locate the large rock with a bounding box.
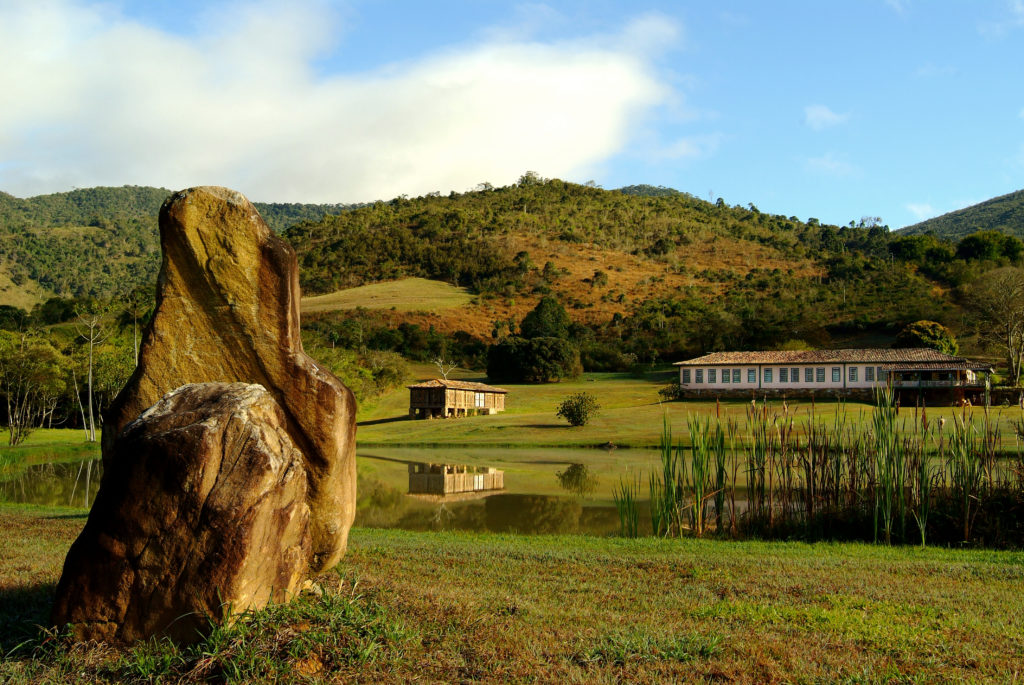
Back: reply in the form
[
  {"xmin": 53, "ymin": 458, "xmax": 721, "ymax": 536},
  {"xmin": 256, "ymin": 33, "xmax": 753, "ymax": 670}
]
[
  {"xmin": 52, "ymin": 383, "xmax": 311, "ymax": 644},
  {"xmin": 102, "ymin": 186, "xmax": 356, "ymax": 571}
]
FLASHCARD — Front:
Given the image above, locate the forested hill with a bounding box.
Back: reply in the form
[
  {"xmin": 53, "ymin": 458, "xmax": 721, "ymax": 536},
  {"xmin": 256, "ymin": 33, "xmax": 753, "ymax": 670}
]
[
  {"xmin": 898, "ymin": 188, "xmax": 1024, "ymax": 240},
  {"xmin": 5, "ymin": 177, "xmax": 1021, "ymax": 360},
  {"xmin": 0, "ymin": 185, "xmax": 353, "ymax": 302},
  {"xmin": 285, "ymin": 174, "xmax": 981, "ymax": 354}
]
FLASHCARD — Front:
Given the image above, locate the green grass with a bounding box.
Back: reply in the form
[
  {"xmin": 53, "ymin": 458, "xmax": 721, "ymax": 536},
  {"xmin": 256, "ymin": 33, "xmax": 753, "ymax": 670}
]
[
  {"xmin": 357, "ymin": 367, "xmax": 1024, "ymax": 451},
  {"xmin": 0, "ymin": 430, "xmax": 101, "ymax": 481},
  {"xmin": 300, "ymin": 277, "xmax": 474, "ymax": 313},
  {"xmin": 2, "ymin": 505, "xmax": 1022, "ymax": 683}
]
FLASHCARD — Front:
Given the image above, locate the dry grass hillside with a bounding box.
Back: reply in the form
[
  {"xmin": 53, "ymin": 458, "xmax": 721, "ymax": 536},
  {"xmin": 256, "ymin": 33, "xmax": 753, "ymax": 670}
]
[{"xmin": 300, "ymin": 232, "xmax": 822, "ymax": 338}]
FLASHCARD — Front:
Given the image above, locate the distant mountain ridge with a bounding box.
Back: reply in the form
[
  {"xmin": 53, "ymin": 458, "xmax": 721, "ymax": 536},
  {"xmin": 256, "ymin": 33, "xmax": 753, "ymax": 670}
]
[
  {"xmin": 897, "ymin": 188, "xmax": 1024, "ymax": 240},
  {"xmin": 0, "ymin": 185, "xmax": 355, "ymax": 302}
]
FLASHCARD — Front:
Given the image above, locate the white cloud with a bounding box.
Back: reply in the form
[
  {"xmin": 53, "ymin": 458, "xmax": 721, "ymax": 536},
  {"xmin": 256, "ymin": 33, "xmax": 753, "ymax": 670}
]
[
  {"xmin": 804, "ymin": 105, "xmax": 848, "ymax": 131},
  {"xmin": 978, "ymin": 0, "xmax": 1024, "ymax": 36},
  {"xmin": 906, "ymin": 203, "xmax": 936, "ymax": 221},
  {"xmin": 884, "ymin": 0, "xmax": 908, "ymax": 15},
  {"xmin": 805, "ymin": 153, "xmax": 856, "ymax": 176},
  {"xmin": 0, "ymin": 1, "xmax": 675, "ymax": 202},
  {"xmin": 651, "ymin": 134, "xmax": 723, "ymax": 161}
]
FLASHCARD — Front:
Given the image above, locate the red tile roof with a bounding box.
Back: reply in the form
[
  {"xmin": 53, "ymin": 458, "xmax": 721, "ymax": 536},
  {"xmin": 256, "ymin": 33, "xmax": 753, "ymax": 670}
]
[
  {"xmin": 407, "ymin": 379, "xmax": 508, "ymax": 393},
  {"xmin": 674, "ymin": 348, "xmax": 991, "ymax": 371}
]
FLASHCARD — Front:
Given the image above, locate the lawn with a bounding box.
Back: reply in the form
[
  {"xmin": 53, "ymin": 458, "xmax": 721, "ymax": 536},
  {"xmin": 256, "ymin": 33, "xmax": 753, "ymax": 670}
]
[
  {"xmin": 357, "ymin": 365, "xmax": 1024, "ymax": 451},
  {"xmin": 300, "ymin": 277, "xmax": 474, "ymax": 314},
  {"xmin": 2, "ymin": 504, "xmax": 1022, "ymax": 683},
  {"xmin": 0, "ymin": 431, "xmax": 100, "ymax": 480}
]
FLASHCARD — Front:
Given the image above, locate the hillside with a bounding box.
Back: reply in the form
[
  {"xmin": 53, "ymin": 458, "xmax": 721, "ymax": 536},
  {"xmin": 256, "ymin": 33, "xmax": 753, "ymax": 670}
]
[
  {"xmin": 898, "ymin": 188, "xmax": 1024, "ymax": 240},
  {"xmin": 0, "ymin": 186, "xmax": 353, "ymax": 302},
  {"xmin": 2, "ymin": 177, "xmax": 999, "ymax": 366},
  {"xmin": 288, "ymin": 176, "xmax": 960, "ymax": 362}
]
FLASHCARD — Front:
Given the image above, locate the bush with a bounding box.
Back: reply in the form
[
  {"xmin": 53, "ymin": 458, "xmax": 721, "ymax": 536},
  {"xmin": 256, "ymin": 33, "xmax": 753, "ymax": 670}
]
[
  {"xmin": 556, "ymin": 392, "xmax": 601, "ymax": 427},
  {"xmin": 487, "ymin": 337, "xmax": 582, "ymax": 383},
  {"xmin": 894, "ymin": 320, "xmax": 959, "ymax": 356},
  {"xmin": 658, "ymin": 384, "xmax": 682, "ymax": 402}
]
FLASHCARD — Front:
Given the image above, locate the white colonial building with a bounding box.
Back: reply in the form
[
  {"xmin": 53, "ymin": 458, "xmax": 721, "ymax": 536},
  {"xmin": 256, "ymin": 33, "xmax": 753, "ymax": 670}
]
[{"xmin": 674, "ymin": 348, "xmax": 991, "ymax": 402}]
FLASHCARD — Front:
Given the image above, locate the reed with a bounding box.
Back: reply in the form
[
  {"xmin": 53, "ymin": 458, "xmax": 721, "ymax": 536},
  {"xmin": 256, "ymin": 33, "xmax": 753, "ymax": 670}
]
[
  {"xmin": 615, "ymin": 390, "xmax": 1024, "ymax": 548},
  {"xmin": 948, "ymin": 410, "xmax": 985, "ymax": 543},
  {"xmin": 613, "ymin": 475, "xmax": 641, "ymax": 538},
  {"xmin": 649, "ymin": 418, "xmax": 681, "ymax": 537},
  {"xmin": 683, "ymin": 415, "xmax": 721, "ymax": 537}
]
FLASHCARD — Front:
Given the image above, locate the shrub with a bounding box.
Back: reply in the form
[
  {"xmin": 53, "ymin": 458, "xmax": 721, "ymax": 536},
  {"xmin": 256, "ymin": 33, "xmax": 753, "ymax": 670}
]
[
  {"xmin": 894, "ymin": 320, "xmax": 958, "ymax": 356},
  {"xmin": 556, "ymin": 392, "xmax": 601, "ymax": 427},
  {"xmin": 487, "ymin": 337, "xmax": 582, "ymax": 383}
]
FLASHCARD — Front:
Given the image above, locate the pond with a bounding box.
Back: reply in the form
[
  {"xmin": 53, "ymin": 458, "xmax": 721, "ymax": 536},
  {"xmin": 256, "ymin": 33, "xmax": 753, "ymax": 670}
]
[{"xmin": 0, "ymin": 447, "xmax": 665, "ymax": 536}]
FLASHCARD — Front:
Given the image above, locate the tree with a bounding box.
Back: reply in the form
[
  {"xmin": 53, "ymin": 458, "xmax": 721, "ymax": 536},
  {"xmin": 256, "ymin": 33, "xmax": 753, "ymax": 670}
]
[
  {"xmin": 894, "ymin": 320, "xmax": 959, "ymax": 356},
  {"xmin": 957, "ymin": 231, "xmax": 1024, "ymax": 263},
  {"xmin": 75, "ymin": 306, "xmax": 110, "ymax": 442},
  {"xmin": 0, "ymin": 331, "xmax": 64, "ymax": 445},
  {"xmin": 520, "ymin": 296, "xmax": 570, "ymax": 339},
  {"xmin": 487, "ymin": 337, "xmax": 582, "ymax": 383},
  {"xmin": 966, "ymin": 267, "xmax": 1024, "ymax": 386},
  {"xmin": 432, "ymin": 356, "xmax": 457, "ymax": 380},
  {"xmin": 556, "ymin": 392, "xmax": 601, "ymax": 427},
  {"xmin": 0, "ymin": 305, "xmax": 29, "ymax": 331}
]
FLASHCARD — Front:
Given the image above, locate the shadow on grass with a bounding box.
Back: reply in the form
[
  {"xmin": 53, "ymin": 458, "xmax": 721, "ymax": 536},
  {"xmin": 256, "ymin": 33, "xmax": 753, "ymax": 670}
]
[
  {"xmin": 0, "ymin": 583, "xmax": 55, "ymax": 655},
  {"xmin": 516, "ymin": 424, "xmax": 571, "ymax": 430},
  {"xmin": 358, "ymin": 416, "xmax": 409, "ymax": 427},
  {"xmin": 44, "ymin": 513, "xmax": 89, "ymax": 520}
]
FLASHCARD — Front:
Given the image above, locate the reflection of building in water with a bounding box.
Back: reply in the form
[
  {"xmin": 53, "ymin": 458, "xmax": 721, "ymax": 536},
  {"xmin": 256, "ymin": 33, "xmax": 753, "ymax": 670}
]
[{"xmin": 408, "ymin": 463, "xmax": 504, "ymax": 496}]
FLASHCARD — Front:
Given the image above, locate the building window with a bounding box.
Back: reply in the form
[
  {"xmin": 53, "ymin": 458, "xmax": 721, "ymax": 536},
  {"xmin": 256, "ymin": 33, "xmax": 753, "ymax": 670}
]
[
  {"xmin": 682, "ymin": 369, "xmax": 691, "ymax": 384},
  {"xmin": 709, "ymin": 369, "xmax": 717, "ymax": 383},
  {"xmin": 816, "ymin": 367, "xmax": 825, "ymax": 383},
  {"xmin": 732, "ymin": 369, "xmax": 740, "ymax": 383},
  {"xmin": 747, "ymin": 369, "xmax": 756, "ymax": 383},
  {"xmin": 805, "ymin": 368, "xmax": 813, "ymax": 383},
  {"xmin": 696, "ymin": 369, "xmax": 703, "ymax": 383},
  {"xmin": 475, "ymin": 392, "xmax": 486, "ymax": 407},
  {"xmin": 764, "ymin": 368, "xmax": 773, "ymax": 383},
  {"xmin": 865, "ymin": 366, "xmax": 875, "ymax": 382},
  {"xmin": 722, "ymin": 368, "xmax": 730, "ymax": 384},
  {"xmin": 791, "ymin": 368, "xmax": 799, "ymax": 382},
  {"xmin": 780, "ymin": 368, "xmax": 789, "ymax": 383},
  {"xmin": 849, "ymin": 367, "xmax": 858, "ymax": 383},
  {"xmin": 831, "ymin": 367, "xmax": 840, "ymax": 383},
  {"xmin": 877, "ymin": 367, "xmax": 885, "ymax": 381}
]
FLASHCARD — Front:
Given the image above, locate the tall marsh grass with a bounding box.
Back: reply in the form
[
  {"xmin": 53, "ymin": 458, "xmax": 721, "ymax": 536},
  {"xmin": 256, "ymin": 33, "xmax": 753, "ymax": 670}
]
[{"xmin": 617, "ymin": 394, "xmax": 1024, "ymax": 548}]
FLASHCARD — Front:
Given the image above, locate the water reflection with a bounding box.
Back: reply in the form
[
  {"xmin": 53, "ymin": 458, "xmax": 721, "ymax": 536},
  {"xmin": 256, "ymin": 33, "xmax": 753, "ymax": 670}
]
[
  {"xmin": 353, "ymin": 457, "xmax": 625, "ymax": 535},
  {"xmin": 555, "ymin": 463, "xmax": 597, "ymax": 498},
  {"xmin": 2, "ymin": 454, "xmax": 631, "ymax": 536},
  {"xmin": 0, "ymin": 459, "xmax": 102, "ymax": 508},
  {"xmin": 408, "ymin": 463, "xmax": 504, "ymax": 496}
]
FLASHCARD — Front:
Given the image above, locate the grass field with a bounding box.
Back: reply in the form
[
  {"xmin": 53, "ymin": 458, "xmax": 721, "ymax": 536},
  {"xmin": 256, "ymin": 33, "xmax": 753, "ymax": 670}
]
[
  {"xmin": 0, "ymin": 431, "xmax": 100, "ymax": 479},
  {"xmin": 300, "ymin": 277, "xmax": 474, "ymax": 313},
  {"xmin": 358, "ymin": 365, "xmax": 1024, "ymax": 451},
  {"xmin": 2, "ymin": 504, "xmax": 1022, "ymax": 683}
]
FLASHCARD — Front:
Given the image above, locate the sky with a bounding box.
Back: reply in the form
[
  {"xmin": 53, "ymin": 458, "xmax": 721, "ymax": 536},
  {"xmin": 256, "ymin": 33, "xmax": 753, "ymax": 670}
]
[{"xmin": 1, "ymin": 1, "xmax": 1022, "ymax": 229}]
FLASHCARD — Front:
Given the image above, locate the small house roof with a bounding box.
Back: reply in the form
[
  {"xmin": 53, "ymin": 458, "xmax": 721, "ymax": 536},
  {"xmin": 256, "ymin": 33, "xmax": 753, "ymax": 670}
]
[
  {"xmin": 407, "ymin": 378, "xmax": 509, "ymax": 393},
  {"xmin": 674, "ymin": 348, "xmax": 990, "ymax": 370}
]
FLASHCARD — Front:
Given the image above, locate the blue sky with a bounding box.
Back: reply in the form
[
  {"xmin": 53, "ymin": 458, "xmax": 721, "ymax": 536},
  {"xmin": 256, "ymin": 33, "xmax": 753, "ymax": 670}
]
[{"xmin": 1, "ymin": 1, "xmax": 1022, "ymax": 228}]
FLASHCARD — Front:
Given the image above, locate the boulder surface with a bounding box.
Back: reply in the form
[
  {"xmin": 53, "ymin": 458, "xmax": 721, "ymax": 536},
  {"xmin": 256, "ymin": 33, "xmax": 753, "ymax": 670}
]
[
  {"xmin": 52, "ymin": 383, "xmax": 311, "ymax": 644},
  {"xmin": 102, "ymin": 186, "xmax": 356, "ymax": 571}
]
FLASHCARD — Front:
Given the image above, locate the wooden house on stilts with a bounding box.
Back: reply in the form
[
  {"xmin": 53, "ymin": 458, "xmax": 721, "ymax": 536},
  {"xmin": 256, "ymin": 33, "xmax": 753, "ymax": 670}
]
[{"xmin": 407, "ymin": 379, "xmax": 508, "ymax": 419}]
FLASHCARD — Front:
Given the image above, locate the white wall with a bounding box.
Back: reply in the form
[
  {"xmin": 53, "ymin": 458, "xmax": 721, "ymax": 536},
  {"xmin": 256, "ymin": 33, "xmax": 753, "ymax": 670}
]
[{"xmin": 678, "ymin": 363, "xmax": 889, "ymax": 391}]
